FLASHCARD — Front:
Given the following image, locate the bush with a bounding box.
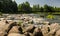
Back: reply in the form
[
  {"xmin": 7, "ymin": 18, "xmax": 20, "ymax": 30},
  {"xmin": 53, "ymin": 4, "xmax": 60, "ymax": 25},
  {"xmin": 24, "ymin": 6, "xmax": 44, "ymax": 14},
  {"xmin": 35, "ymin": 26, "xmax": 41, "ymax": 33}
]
[
  {"xmin": 0, "ymin": 12, "xmax": 2, "ymax": 16},
  {"xmin": 46, "ymin": 15, "xmax": 55, "ymax": 19}
]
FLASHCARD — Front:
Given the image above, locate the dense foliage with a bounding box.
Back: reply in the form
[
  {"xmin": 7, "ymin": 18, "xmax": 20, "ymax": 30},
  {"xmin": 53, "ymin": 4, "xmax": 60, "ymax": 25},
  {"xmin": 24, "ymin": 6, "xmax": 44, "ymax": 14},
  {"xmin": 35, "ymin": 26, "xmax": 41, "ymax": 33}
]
[
  {"xmin": 0, "ymin": 0, "xmax": 18, "ymax": 13},
  {"xmin": 0, "ymin": 0, "xmax": 60, "ymax": 13}
]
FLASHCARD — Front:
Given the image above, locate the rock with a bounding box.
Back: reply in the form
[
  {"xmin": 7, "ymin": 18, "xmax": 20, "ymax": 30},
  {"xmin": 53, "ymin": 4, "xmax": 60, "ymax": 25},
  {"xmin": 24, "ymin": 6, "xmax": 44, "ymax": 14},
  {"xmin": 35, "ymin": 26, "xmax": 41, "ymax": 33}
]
[
  {"xmin": 47, "ymin": 23, "xmax": 60, "ymax": 36},
  {"xmin": 0, "ymin": 20, "xmax": 6, "ymax": 26},
  {"xmin": 5, "ymin": 20, "xmax": 9, "ymax": 24},
  {"xmin": 8, "ymin": 33, "xmax": 25, "ymax": 36},
  {"xmin": 0, "ymin": 31, "xmax": 7, "ymax": 36},
  {"xmin": 24, "ymin": 25, "xmax": 36, "ymax": 33},
  {"xmin": 50, "ymin": 23, "xmax": 59, "ymax": 30},
  {"xmin": 0, "ymin": 21, "xmax": 17, "ymax": 36},
  {"xmin": 47, "ymin": 29, "xmax": 56, "ymax": 36},
  {"xmin": 18, "ymin": 26, "xmax": 23, "ymax": 34},
  {"xmin": 8, "ymin": 26, "xmax": 23, "ymax": 34},
  {"xmin": 24, "ymin": 32, "xmax": 30, "ymax": 36},
  {"xmin": 43, "ymin": 21, "xmax": 49, "ymax": 25},
  {"xmin": 33, "ymin": 28, "xmax": 43, "ymax": 36},
  {"xmin": 3, "ymin": 22, "xmax": 17, "ymax": 33},
  {"xmin": 41, "ymin": 25, "xmax": 50, "ymax": 36},
  {"xmin": 55, "ymin": 29, "xmax": 60, "ymax": 36}
]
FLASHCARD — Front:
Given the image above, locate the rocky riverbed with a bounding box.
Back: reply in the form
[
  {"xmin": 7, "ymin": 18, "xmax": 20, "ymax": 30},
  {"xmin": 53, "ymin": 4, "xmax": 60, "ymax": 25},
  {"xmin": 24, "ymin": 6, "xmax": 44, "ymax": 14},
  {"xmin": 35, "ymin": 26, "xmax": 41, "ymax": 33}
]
[{"xmin": 0, "ymin": 14, "xmax": 60, "ymax": 36}]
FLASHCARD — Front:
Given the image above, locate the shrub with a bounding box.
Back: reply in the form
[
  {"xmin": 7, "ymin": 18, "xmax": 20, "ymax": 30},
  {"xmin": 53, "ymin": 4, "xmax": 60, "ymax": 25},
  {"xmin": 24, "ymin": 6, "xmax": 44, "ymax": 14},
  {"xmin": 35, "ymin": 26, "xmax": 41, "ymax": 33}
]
[
  {"xmin": 46, "ymin": 15, "xmax": 55, "ymax": 19},
  {"xmin": 0, "ymin": 12, "xmax": 2, "ymax": 16}
]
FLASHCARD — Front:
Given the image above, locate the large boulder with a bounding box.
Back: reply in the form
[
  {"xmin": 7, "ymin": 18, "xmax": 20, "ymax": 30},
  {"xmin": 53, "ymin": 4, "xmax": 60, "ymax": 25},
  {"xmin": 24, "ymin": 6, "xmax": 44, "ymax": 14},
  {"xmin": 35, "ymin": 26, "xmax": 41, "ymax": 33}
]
[
  {"xmin": 41, "ymin": 25, "xmax": 50, "ymax": 36},
  {"xmin": 1, "ymin": 22, "xmax": 17, "ymax": 33},
  {"xmin": 50, "ymin": 23, "xmax": 59, "ymax": 30},
  {"xmin": 48, "ymin": 28, "xmax": 60, "ymax": 36},
  {"xmin": 33, "ymin": 28, "xmax": 43, "ymax": 36},
  {"xmin": 0, "ymin": 31, "xmax": 7, "ymax": 36},
  {"xmin": 55, "ymin": 29, "xmax": 60, "ymax": 36},
  {"xmin": 8, "ymin": 26, "xmax": 23, "ymax": 34},
  {"xmin": 47, "ymin": 29, "xmax": 56, "ymax": 36},
  {"xmin": 47, "ymin": 23, "xmax": 60, "ymax": 36},
  {"xmin": 0, "ymin": 21, "xmax": 17, "ymax": 36}
]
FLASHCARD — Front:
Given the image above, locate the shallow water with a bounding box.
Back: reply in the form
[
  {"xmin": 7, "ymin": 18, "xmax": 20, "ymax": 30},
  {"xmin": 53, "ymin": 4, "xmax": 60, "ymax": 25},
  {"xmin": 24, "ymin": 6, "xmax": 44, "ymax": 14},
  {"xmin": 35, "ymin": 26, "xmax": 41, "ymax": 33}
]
[{"xmin": 2, "ymin": 14, "xmax": 60, "ymax": 23}]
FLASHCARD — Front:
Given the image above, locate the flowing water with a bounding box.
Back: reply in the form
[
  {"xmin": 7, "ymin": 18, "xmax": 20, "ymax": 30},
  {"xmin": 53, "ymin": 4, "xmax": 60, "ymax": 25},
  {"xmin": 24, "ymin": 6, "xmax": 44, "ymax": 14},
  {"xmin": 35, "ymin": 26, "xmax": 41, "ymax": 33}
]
[{"xmin": 2, "ymin": 14, "xmax": 60, "ymax": 23}]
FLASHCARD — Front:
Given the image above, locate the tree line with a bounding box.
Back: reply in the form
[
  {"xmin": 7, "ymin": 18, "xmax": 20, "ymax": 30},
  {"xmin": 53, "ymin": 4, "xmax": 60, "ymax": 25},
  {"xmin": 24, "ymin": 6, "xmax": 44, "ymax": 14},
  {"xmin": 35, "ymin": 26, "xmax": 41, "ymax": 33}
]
[{"xmin": 0, "ymin": 0, "xmax": 60, "ymax": 13}]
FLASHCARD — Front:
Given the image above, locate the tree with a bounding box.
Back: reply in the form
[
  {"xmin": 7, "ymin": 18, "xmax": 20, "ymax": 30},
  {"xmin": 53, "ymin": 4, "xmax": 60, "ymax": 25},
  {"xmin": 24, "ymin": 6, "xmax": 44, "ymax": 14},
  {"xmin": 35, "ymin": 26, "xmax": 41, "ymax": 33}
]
[
  {"xmin": 44, "ymin": 4, "xmax": 55, "ymax": 12},
  {"xmin": 40, "ymin": 7, "xmax": 44, "ymax": 12},
  {"xmin": 32, "ymin": 5, "xmax": 36, "ymax": 11},
  {"xmin": 18, "ymin": 4, "xmax": 22, "ymax": 11},
  {"xmin": 0, "ymin": 0, "xmax": 3, "ymax": 11},
  {"xmin": 44, "ymin": 4, "xmax": 49, "ymax": 12},
  {"xmin": 0, "ymin": 0, "xmax": 18, "ymax": 13},
  {"xmin": 32, "ymin": 4, "xmax": 40, "ymax": 11},
  {"xmin": 24, "ymin": 1, "xmax": 32, "ymax": 12},
  {"xmin": 54, "ymin": 7, "xmax": 60, "ymax": 12},
  {"xmin": 18, "ymin": 1, "xmax": 32, "ymax": 13},
  {"xmin": 12, "ymin": 1, "xmax": 18, "ymax": 12}
]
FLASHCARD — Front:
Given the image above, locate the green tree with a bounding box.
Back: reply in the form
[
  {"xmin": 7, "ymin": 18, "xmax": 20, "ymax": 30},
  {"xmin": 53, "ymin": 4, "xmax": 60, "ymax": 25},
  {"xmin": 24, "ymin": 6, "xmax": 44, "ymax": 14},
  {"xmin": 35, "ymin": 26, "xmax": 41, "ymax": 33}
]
[
  {"xmin": 0, "ymin": 1, "xmax": 2, "ymax": 11},
  {"xmin": 32, "ymin": 5, "xmax": 36, "ymax": 11},
  {"xmin": 40, "ymin": 7, "xmax": 44, "ymax": 12},
  {"xmin": 44, "ymin": 4, "xmax": 49, "ymax": 12},
  {"xmin": 0, "ymin": 0, "xmax": 18, "ymax": 13},
  {"xmin": 18, "ymin": 1, "xmax": 32, "ymax": 13},
  {"xmin": 32, "ymin": 4, "xmax": 40, "ymax": 11},
  {"xmin": 24, "ymin": 1, "xmax": 32, "ymax": 12},
  {"xmin": 12, "ymin": 1, "xmax": 18, "ymax": 12},
  {"xmin": 18, "ymin": 4, "xmax": 22, "ymax": 11},
  {"xmin": 44, "ymin": 4, "xmax": 55, "ymax": 12}
]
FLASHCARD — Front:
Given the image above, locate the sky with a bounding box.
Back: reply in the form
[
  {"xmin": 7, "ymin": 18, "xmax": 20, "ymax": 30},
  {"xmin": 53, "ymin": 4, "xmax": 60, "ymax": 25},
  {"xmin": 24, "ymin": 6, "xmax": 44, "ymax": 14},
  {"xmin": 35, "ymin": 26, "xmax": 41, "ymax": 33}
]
[{"xmin": 13, "ymin": 0, "xmax": 60, "ymax": 7}]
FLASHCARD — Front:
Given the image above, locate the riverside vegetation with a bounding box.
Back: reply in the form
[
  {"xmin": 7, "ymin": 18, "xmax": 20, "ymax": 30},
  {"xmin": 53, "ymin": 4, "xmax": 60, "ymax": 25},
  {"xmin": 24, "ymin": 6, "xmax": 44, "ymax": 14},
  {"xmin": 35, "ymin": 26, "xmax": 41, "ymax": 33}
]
[{"xmin": 0, "ymin": 0, "xmax": 60, "ymax": 13}]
